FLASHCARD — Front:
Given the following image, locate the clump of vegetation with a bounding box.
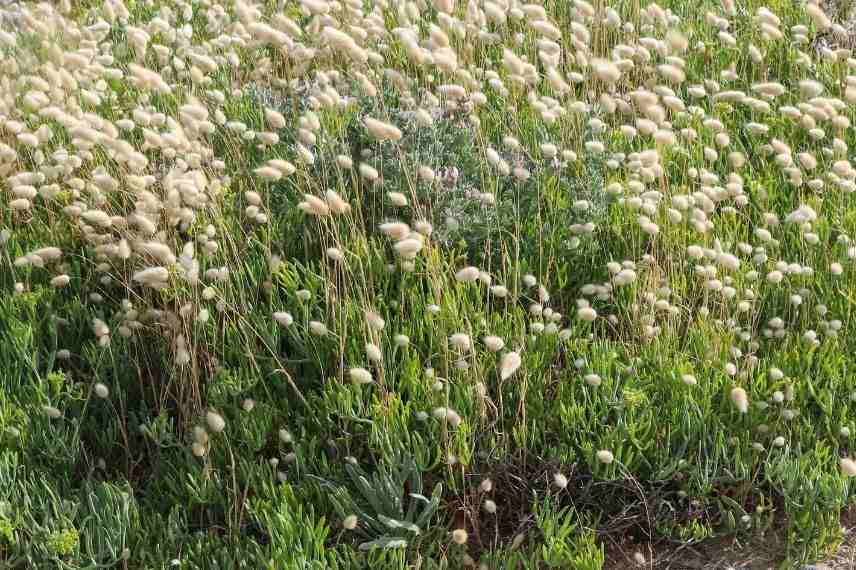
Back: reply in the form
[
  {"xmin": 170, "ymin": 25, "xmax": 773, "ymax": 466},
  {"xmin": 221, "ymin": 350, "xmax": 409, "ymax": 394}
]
[{"xmin": 1, "ymin": 0, "xmax": 856, "ymax": 567}]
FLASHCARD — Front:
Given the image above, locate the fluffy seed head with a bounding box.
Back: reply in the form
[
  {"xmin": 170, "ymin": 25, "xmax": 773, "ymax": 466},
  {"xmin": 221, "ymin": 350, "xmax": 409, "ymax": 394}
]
[
  {"xmin": 730, "ymin": 387, "xmax": 749, "ymax": 413},
  {"xmin": 499, "ymin": 351, "xmax": 522, "ymax": 380},
  {"xmin": 596, "ymin": 449, "xmax": 614, "ymax": 464},
  {"xmin": 483, "ymin": 335, "xmax": 505, "ymax": 352},
  {"xmin": 432, "ymin": 407, "xmax": 462, "ymax": 427},
  {"xmin": 206, "ymin": 410, "xmax": 226, "ymax": 433},
  {"xmin": 350, "ymin": 367, "xmax": 374, "ymax": 385},
  {"xmin": 451, "ymin": 528, "xmax": 468, "ymax": 545},
  {"xmin": 273, "ymin": 312, "xmax": 294, "ymax": 326}
]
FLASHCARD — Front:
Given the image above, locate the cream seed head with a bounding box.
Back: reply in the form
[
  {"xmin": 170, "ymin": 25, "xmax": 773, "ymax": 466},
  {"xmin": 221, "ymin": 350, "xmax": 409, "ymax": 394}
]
[
  {"xmin": 349, "ymin": 367, "xmax": 374, "ymax": 385},
  {"xmin": 309, "ymin": 321, "xmax": 328, "ymax": 336},
  {"xmin": 394, "ymin": 334, "xmax": 410, "ymax": 347},
  {"xmin": 584, "ymin": 374, "xmax": 602, "ymax": 387},
  {"xmin": 499, "ymin": 351, "xmax": 522, "ymax": 380},
  {"xmin": 483, "ymin": 335, "xmax": 505, "ymax": 352},
  {"xmin": 731, "ymin": 387, "xmax": 749, "ymax": 413},
  {"xmin": 577, "ymin": 306, "xmax": 597, "ymax": 322},
  {"xmin": 455, "ymin": 266, "xmax": 480, "ymax": 282},
  {"xmin": 596, "ymin": 450, "xmax": 614, "ymax": 464},
  {"xmin": 365, "ymin": 311, "xmax": 385, "ymax": 331},
  {"xmin": 387, "ymin": 192, "xmax": 407, "ymax": 206},
  {"xmin": 449, "ymin": 333, "xmax": 472, "ymax": 352},
  {"xmin": 273, "ymin": 312, "xmax": 294, "ymax": 326},
  {"xmin": 206, "ymin": 410, "xmax": 226, "ymax": 433},
  {"xmin": 366, "ymin": 343, "xmax": 382, "ymax": 362},
  {"xmin": 432, "ymin": 407, "xmax": 462, "ymax": 428},
  {"xmin": 451, "ymin": 528, "xmax": 468, "ymax": 545},
  {"xmin": 50, "ymin": 275, "xmax": 71, "ymax": 288},
  {"xmin": 343, "ymin": 514, "xmax": 358, "ymax": 530},
  {"xmin": 364, "ymin": 117, "xmax": 403, "ymax": 142}
]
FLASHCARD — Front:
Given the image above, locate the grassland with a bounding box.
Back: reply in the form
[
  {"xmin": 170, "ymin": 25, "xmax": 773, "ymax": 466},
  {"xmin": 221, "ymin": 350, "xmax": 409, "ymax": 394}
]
[{"xmin": 1, "ymin": 0, "xmax": 856, "ymax": 568}]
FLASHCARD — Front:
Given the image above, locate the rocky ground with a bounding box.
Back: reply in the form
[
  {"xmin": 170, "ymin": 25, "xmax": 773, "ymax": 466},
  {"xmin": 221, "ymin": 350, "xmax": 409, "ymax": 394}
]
[{"xmin": 604, "ymin": 509, "xmax": 856, "ymax": 569}]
